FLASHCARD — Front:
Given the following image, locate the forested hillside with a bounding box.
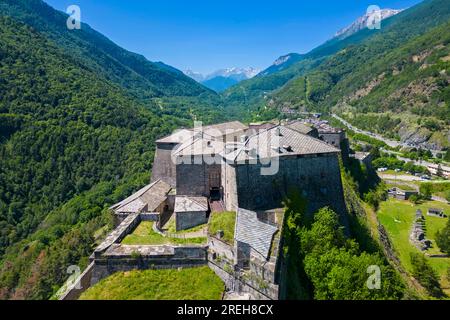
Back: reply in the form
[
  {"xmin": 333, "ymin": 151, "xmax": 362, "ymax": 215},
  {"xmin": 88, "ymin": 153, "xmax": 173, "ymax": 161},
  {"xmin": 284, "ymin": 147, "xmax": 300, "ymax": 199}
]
[
  {"xmin": 0, "ymin": 0, "xmax": 217, "ymax": 101},
  {"xmin": 269, "ymin": 0, "xmax": 450, "ymax": 149},
  {"xmin": 220, "ymin": 5, "xmax": 399, "ymax": 119},
  {"xmin": 223, "ymin": 0, "xmax": 450, "ymax": 145},
  {"xmin": 0, "ymin": 4, "xmax": 222, "ymax": 299}
]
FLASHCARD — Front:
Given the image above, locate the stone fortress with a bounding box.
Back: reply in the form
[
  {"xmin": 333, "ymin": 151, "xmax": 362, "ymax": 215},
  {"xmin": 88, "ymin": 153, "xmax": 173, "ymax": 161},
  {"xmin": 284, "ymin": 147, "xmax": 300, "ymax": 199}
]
[{"xmin": 60, "ymin": 118, "xmax": 349, "ymax": 300}]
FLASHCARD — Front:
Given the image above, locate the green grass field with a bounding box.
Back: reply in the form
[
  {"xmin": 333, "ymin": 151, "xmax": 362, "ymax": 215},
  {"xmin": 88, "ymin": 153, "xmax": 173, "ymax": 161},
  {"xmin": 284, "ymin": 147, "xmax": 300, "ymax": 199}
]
[
  {"xmin": 385, "ymin": 182, "xmax": 417, "ymax": 191},
  {"xmin": 377, "ymin": 199, "xmax": 450, "ymax": 292},
  {"xmin": 121, "ymin": 222, "xmax": 206, "ymax": 245},
  {"xmin": 79, "ymin": 266, "xmax": 224, "ymax": 300},
  {"xmin": 208, "ymin": 211, "xmax": 236, "ymax": 244}
]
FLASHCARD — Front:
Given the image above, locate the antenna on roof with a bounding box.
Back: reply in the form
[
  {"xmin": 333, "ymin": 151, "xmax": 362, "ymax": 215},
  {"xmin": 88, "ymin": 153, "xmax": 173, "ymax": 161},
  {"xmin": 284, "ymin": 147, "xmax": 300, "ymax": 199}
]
[{"xmin": 275, "ymin": 127, "xmax": 282, "ymax": 136}]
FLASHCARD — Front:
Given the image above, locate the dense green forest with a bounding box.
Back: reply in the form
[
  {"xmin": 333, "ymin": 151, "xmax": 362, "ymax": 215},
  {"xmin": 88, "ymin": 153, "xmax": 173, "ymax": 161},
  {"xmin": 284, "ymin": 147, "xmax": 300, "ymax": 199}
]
[
  {"xmin": 0, "ymin": 0, "xmax": 217, "ymax": 100},
  {"xmin": 0, "ymin": 3, "xmax": 222, "ymax": 298}
]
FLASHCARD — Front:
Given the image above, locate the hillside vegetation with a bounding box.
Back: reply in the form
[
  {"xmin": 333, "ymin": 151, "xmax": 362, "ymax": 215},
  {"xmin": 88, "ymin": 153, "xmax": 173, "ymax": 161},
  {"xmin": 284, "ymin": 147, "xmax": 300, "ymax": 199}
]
[
  {"xmin": 0, "ymin": 0, "xmax": 221, "ymax": 299},
  {"xmin": 224, "ymin": 0, "xmax": 450, "ymax": 149}
]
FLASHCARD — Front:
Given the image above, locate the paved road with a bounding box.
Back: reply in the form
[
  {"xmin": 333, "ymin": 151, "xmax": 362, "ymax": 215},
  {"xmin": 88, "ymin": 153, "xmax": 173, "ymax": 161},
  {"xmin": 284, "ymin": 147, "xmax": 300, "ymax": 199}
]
[
  {"xmin": 381, "ymin": 149, "xmax": 450, "ymax": 172},
  {"xmin": 331, "ymin": 114, "xmax": 443, "ymax": 156},
  {"xmin": 378, "ymin": 173, "xmax": 424, "ymax": 182}
]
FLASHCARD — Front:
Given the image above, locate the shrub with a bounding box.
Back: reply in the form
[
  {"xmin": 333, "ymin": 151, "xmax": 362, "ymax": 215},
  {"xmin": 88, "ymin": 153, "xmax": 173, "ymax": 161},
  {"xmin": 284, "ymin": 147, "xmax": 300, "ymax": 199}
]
[
  {"xmin": 435, "ymin": 219, "xmax": 450, "ymax": 255},
  {"xmin": 410, "ymin": 253, "xmax": 444, "ymax": 298}
]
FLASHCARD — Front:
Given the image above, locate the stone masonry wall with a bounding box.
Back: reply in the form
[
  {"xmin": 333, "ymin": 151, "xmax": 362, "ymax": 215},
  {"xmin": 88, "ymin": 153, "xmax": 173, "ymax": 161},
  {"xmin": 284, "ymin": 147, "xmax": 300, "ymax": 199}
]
[
  {"xmin": 222, "ymin": 161, "xmax": 238, "ymax": 212},
  {"xmin": 151, "ymin": 143, "xmax": 177, "ymax": 187},
  {"xmin": 235, "ymin": 154, "xmax": 346, "ymax": 215},
  {"xmin": 175, "ymin": 211, "xmax": 207, "ymax": 231},
  {"xmin": 176, "ymin": 157, "xmax": 221, "ymax": 197},
  {"xmin": 91, "ymin": 245, "xmax": 208, "ymax": 286}
]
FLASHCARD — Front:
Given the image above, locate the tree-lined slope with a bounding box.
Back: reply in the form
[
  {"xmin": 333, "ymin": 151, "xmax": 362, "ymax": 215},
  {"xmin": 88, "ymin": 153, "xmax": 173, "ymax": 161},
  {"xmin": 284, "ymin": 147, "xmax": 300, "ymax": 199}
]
[{"xmin": 0, "ymin": 1, "xmax": 222, "ymax": 298}]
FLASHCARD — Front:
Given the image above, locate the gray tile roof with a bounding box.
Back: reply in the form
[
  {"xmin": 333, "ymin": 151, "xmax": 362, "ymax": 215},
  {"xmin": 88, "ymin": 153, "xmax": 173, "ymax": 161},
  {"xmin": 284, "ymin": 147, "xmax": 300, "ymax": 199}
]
[
  {"xmin": 285, "ymin": 120, "xmax": 316, "ymax": 135},
  {"xmin": 173, "ymin": 136, "xmax": 225, "ymax": 157},
  {"xmin": 228, "ymin": 125, "xmax": 340, "ymax": 163},
  {"xmin": 110, "ymin": 179, "xmax": 171, "ymax": 214},
  {"xmin": 235, "ymin": 208, "xmax": 278, "ymax": 259},
  {"xmin": 175, "ymin": 196, "xmax": 209, "ymax": 213},
  {"xmin": 156, "ymin": 129, "xmax": 194, "ymax": 144},
  {"xmin": 156, "ymin": 121, "xmax": 247, "ymax": 144},
  {"xmin": 202, "ymin": 121, "xmax": 248, "ymax": 137}
]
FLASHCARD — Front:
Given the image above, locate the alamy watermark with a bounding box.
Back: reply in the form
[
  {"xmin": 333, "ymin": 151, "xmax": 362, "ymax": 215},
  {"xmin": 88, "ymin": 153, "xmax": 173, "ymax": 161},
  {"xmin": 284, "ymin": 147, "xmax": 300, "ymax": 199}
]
[
  {"xmin": 66, "ymin": 265, "xmax": 82, "ymax": 290},
  {"xmin": 367, "ymin": 265, "xmax": 381, "ymax": 290},
  {"xmin": 366, "ymin": 5, "xmax": 382, "ymax": 30},
  {"xmin": 66, "ymin": 5, "xmax": 81, "ymax": 30}
]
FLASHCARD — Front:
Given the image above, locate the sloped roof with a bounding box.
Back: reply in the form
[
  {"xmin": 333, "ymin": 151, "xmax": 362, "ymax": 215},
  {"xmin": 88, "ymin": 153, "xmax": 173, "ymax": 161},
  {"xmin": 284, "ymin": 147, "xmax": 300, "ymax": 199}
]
[
  {"xmin": 173, "ymin": 136, "xmax": 225, "ymax": 157},
  {"xmin": 110, "ymin": 179, "xmax": 171, "ymax": 214},
  {"xmin": 156, "ymin": 121, "xmax": 247, "ymax": 144},
  {"xmin": 202, "ymin": 121, "xmax": 248, "ymax": 137},
  {"xmin": 285, "ymin": 120, "xmax": 316, "ymax": 135},
  {"xmin": 156, "ymin": 129, "xmax": 194, "ymax": 144},
  {"xmin": 235, "ymin": 208, "xmax": 278, "ymax": 259},
  {"xmin": 225, "ymin": 125, "xmax": 340, "ymax": 163},
  {"xmin": 175, "ymin": 196, "xmax": 209, "ymax": 213}
]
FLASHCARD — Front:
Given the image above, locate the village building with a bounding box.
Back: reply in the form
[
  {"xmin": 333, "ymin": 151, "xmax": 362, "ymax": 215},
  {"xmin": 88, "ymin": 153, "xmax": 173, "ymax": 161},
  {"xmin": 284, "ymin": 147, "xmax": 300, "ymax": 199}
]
[
  {"xmin": 388, "ymin": 187, "xmax": 418, "ymax": 201},
  {"xmin": 427, "ymin": 208, "xmax": 447, "ymax": 218}
]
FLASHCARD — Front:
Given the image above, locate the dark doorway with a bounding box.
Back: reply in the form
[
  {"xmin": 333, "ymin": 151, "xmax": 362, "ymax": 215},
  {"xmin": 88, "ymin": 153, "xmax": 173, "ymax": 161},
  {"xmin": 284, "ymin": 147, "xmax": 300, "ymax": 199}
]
[{"xmin": 210, "ymin": 187, "xmax": 221, "ymax": 201}]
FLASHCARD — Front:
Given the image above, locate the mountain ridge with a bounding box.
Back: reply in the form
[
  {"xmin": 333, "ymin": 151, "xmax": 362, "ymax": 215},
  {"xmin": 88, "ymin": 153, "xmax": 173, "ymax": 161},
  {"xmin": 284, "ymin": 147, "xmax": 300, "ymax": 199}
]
[
  {"xmin": 221, "ymin": 0, "xmax": 450, "ymax": 124},
  {"xmin": 184, "ymin": 67, "xmax": 260, "ymax": 92},
  {"xmin": 0, "ymin": 0, "xmax": 216, "ymax": 100},
  {"xmin": 334, "ymin": 8, "xmax": 403, "ymax": 40}
]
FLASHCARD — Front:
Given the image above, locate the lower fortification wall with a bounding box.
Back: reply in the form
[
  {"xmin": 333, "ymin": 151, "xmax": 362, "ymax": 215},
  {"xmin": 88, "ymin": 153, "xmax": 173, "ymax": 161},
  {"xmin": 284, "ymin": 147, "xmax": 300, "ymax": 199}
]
[
  {"xmin": 59, "ymin": 262, "xmax": 95, "ymax": 300},
  {"xmin": 208, "ymin": 260, "xmax": 279, "ymax": 300},
  {"xmin": 91, "ymin": 245, "xmax": 208, "ymax": 285}
]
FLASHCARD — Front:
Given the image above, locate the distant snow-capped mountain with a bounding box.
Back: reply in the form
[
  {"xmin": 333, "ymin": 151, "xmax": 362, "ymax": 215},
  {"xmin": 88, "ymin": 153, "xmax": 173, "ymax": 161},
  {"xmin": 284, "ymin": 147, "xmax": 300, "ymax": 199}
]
[
  {"xmin": 184, "ymin": 67, "xmax": 260, "ymax": 92},
  {"xmin": 205, "ymin": 67, "xmax": 260, "ymax": 81},
  {"xmin": 334, "ymin": 8, "xmax": 403, "ymax": 40},
  {"xmin": 184, "ymin": 69, "xmax": 205, "ymax": 82}
]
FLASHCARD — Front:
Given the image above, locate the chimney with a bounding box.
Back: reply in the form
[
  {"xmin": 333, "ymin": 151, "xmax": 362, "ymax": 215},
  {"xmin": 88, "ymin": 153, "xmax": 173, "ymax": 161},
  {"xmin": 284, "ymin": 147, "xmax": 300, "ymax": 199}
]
[{"xmin": 275, "ymin": 127, "xmax": 282, "ymax": 136}]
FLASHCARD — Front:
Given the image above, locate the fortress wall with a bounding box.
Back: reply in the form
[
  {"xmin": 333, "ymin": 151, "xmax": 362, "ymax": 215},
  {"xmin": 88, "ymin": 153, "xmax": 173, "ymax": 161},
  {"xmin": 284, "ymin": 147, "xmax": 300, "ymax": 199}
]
[
  {"xmin": 94, "ymin": 213, "xmax": 141, "ymax": 257},
  {"xmin": 208, "ymin": 260, "xmax": 279, "ymax": 300},
  {"xmin": 249, "ymin": 253, "xmax": 277, "ymax": 284},
  {"xmin": 176, "ymin": 211, "xmax": 207, "ymax": 231},
  {"xmin": 222, "ymin": 162, "xmax": 238, "ymax": 212},
  {"xmin": 235, "ymin": 154, "xmax": 346, "ymax": 215},
  {"xmin": 151, "ymin": 143, "xmax": 177, "ymax": 187},
  {"xmin": 177, "ymin": 162, "xmax": 207, "ymax": 196},
  {"xmin": 91, "ymin": 246, "xmax": 208, "ymax": 286},
  {"xmin": 176, "ymin": 159, "xmax": 221, "ymax": 197},
  {"xmin": 208, "ymin": 236, "xmax": 235, "ymax": 262},
  {"xmin": 319, "ymin": 132, "xmax": 345, "ymax": 148},
  {"xmin": 140, "ymin": 212, "xmax": 159, "ymax": 221},
  {"xmin": 59, "ymin": 262, "xmax": 95, "ymax": 300}
]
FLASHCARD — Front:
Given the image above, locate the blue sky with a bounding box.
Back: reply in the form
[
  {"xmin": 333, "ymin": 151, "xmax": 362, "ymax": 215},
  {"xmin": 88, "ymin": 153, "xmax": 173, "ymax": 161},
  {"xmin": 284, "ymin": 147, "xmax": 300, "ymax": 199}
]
[{"xmin": 45, "ymin": 0, "xmax": 422, "ymax": 74}]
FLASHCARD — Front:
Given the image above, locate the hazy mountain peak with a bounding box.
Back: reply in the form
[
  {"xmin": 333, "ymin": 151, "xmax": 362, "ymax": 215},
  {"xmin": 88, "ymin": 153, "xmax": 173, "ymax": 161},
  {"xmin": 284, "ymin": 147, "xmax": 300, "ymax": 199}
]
[
  {"xmin": 334, "ymin": 8, "xmax": 403, "ymax": 40},
  {"xmin": 184, "ymin": 69, "xmax": 205, "ymax": 82},
  {"xmin": 258, "ymin": 53, "xmax": 304, "ymax": 77},
  {"xmin": 273, "ymin": 54, "xmax": 294, "ymax": 66},
  {"xmin": 184, "ymin": 67, "xmax": 260, "ymax": 92}
]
